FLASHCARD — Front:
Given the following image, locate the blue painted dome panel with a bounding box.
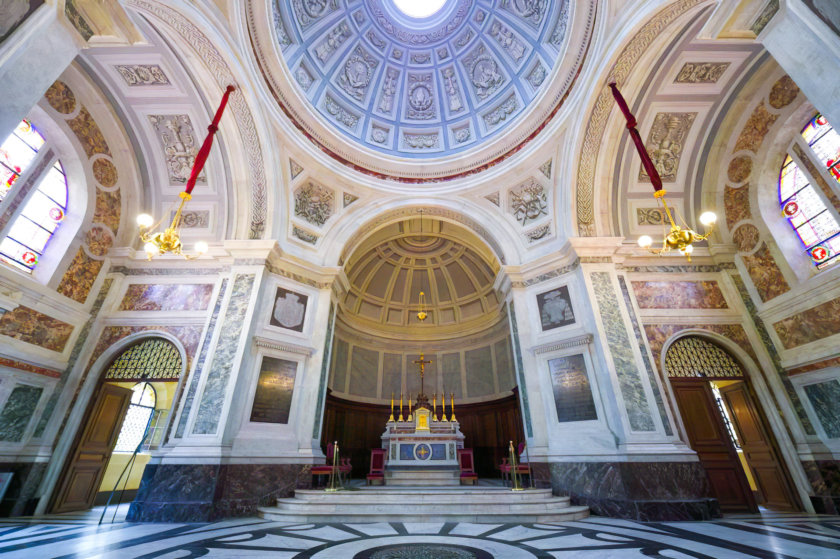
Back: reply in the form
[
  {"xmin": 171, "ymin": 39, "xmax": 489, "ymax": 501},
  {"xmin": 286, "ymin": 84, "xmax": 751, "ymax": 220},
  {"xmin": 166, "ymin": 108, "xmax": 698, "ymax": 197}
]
[{"xmin": 275, "ymin": 0, "xmax": 569, "ymax": 158}]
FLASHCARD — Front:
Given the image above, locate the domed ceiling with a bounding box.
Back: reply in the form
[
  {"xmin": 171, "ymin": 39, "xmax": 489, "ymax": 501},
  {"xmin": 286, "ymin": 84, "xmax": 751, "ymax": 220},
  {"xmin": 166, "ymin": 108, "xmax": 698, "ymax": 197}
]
[
  {"xmin": 340, "ymin": 218, "xmax": 502, "ymax": 338},
  {"xmin": 254, "ymin": 0, "xmax": 593, "ymax": 179}
]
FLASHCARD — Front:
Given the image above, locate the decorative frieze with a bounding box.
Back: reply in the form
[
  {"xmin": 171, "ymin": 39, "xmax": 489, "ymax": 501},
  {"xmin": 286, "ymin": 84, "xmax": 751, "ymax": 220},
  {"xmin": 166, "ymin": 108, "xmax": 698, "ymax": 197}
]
[
  {"xmin": 638, "ymin": 112, "xmax": 697, "ymax": 183},
  {"xmin": 148, "ymin": 114, "xmax": 206, "ymax": 184},
  {"xmin": 674, "ymin": 62, "xmax": 729, "ymax": 84},
  {"xmin": 294, "ymin": 182, "xmax": 334, "ymax": 227},
  {"xmin": 509, "ymin": 179, "xmax": 548, "ymax": 225},
  {"xmin": 115, "ymin": 64, "xmax": 170, "ymax": 86}
]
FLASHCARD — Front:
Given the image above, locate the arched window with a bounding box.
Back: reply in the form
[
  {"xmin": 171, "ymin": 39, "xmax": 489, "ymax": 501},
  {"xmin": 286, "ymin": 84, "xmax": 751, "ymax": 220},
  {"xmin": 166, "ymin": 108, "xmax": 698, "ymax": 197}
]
[
  {"xmin": 779, "ymin": 114, "xmax": 840, "ymax": 269},
  {"xmin": 113, "ymin": 382, "xmax": 156, "ymax": 453},
  {"xmin": 0, "ymin": 119, "xmax": 68, "ymax": 273}
]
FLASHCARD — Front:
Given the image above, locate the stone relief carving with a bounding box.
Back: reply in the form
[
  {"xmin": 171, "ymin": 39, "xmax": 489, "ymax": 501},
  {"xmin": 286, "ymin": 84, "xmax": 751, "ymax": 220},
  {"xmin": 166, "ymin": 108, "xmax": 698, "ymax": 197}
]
[
  {"xmin": 540, "ymin": 160, "xmax": 552, "ymax": 179},
  {"xmin": 527, "ymin": 62, "xmax": 547, "ymax": 88},
  {"xmin": 441, "ymin": 68, "xmax": 464, "ymax": 113},
  {"xmin": 371, "ymin": 125, "xmax": 389, "ymax": 144},
  {"xmin": 115, "ymin": 64, "xmax": 170, "ymax": 86},
  {"xmin": 273, "ymin": 7, "xmax": 292, "ymax": 47},
  {"xmin": 403, "ymin": 132, "xmax": 439, "ymax": 149},
  {"xmin": 490, "ymin": 20, "xmax": 526, "ymax": 62},
  {"xmin": 343, "ymin": 193, "xmax": 358, "ymax": 207},
  {"xmin": 485, "ymin": 192, "xmax": 500, "ymax": 206},
  {"xmin": 295, "ymin": 63, "xmax": 314, "ymax": 91},
  {"xmin": 674, "ymin": 62, "xmax": 730, "ymax": 84},
  {"xmin": 453, "ymin": 126, "xmax": 471, "ymax": 144},
  {"xmin": 636, "ymin": 207, "xmax": 664, "ymax": 225},
  {"xmin": 367, "ymin": 30, "xmax": 386, "ymax": 50},
  {"xmin": 378, "ymin": 67, "xmax": 399, "ymax": 114},
  {"xmin": 411, "ymin": 52, "xmax": 431, "ymax": 64},
  {"xmin": 366, "ymin": 0, "xmax": 471, "ymax": 45},
  {"xmin": 437, "ymin": 47, "xmax": 449, "ymax": 60},
  {"xmin": 549, "ymin": 1, "xmax": 569, "ymax": 46},
  {"xmin": 294, "ymin": 182, "xmax": 334, "ymax": 226},
  {"xmin": 463, "ymin": 44, "xmax": 505, "ymax": 100},
  {"xmin": 290, "ymin": 159, "xmax": 303, "ymax": 179},
  {"xmin": 391, "ymin": 48, "xmax": 403, "ymax": 60},
  {"xmin": 292, "ymin": 0, "xmax": 336, "ymax": 29},
  {"xmin": 484, "ymin": 94, "xmax": 518, "ymax": 126},
  {"xmin": 455, "ymin": 29, "xmax": 473, "ymax": 49},
  {"xmin": 503, "ymin": 0, "xmax": 548, "ymax": 25},
  {"xmin": 148, "ymin": 114, "xmax": 206, "ymax": 184},
  {"xmin": 338, "ymin": 45, "xmax": 378, "ymax": 101},
  {"xmin": 526, "ymin": 224, "xmax": 551, "ymax": 243},
  {"xmin": 315, "ymin": 21, "xmax": 351, "ymax": 63},
  {"xmin": 509, "ymin": 179, "xmax": 548, "ymax": 225},
  {"xmin": 352, "ymin": 9, "xmax": 365, "ymax": 25},
  {"xmin": 293, "ymin": 226, "xmax": 318, "ymax": 244},
  {"xmin": 406, "ymin": 73, "xmax": 436, "ymax": 120},
  {"xmin": 170, "ymin": 210, "xmax": 210, "ymax": 228},
  {"xmin": 324, "ymin": 95, "xmax": 359, "ymax": 128},
  {"xmin": 639, "ymin": 112, "xmax": 696, "ymax": 183}
]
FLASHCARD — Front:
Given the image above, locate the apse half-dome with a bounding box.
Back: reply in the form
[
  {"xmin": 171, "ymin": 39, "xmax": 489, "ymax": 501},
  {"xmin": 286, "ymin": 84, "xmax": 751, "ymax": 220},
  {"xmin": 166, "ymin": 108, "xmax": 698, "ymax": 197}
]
[{"xmin": 252, "ymin": 0, "xmax": 593, "ymax": 179}]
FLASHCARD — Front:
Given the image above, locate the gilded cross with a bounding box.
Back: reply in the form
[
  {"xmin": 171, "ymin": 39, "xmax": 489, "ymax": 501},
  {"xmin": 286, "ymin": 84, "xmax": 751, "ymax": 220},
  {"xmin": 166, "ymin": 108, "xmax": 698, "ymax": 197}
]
[
  {"xmin": 417, "ymin": 445, "xmax": 430, "ymax": 459},
  {"xmin": 413, "ymin": 353, "xmax": 432, "ymax": 396}
]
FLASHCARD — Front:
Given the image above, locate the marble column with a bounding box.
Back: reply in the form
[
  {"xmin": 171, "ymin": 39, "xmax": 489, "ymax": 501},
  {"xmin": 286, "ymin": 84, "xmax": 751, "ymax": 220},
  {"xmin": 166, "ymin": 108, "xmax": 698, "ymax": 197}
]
[{"xmin": 761, "ymin": 1, "xmax": 840, "ymax": 127}]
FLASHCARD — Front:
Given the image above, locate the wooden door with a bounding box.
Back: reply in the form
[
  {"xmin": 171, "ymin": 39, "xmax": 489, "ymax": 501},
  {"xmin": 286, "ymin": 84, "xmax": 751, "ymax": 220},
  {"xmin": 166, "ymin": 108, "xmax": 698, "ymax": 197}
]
[
  {"xmin": 672, "ymin": 380, "xmax": 757, "ymax": 512},
  {"xmin": 52, "ymin": 384, "xmax": 132, "ymax": 513},
  {"xmin": 720, "ymin": 382, "xmax": 799, "ymax": 511}
]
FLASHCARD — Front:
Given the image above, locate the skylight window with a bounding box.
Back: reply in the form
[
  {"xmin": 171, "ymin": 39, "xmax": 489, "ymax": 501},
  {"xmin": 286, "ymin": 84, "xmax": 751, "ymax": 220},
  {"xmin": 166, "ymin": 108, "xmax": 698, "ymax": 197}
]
[{"xmin": 393, "ymin": 0, "xmax": 447, "ymax": 18}]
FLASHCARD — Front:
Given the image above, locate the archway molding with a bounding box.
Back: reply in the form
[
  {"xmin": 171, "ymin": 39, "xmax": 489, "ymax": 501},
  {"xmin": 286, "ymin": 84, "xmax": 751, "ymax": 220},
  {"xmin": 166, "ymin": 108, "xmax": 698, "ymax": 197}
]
[{"xmin": 659, "ymin": 328, "xmax": 814, "ymax": 511}]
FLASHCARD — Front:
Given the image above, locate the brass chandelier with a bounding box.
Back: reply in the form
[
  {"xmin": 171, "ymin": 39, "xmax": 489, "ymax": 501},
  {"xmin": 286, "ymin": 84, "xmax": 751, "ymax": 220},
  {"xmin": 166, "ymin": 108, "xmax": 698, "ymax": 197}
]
[
  {"xmin": 136, "ymin": 85, "xmax": 235, "ymax": 260},
  {"xmin": 610, "ymin": 83, "xmax": 717, "ymax": 261}
]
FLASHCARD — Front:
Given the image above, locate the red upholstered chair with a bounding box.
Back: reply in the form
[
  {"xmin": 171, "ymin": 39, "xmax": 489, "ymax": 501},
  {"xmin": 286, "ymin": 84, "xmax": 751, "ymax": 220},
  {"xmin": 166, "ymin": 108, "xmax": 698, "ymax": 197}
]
[
  {"xmin": 367, "ymin": 448, "xmax": 386, "ymax": 485},
  {"xmin": 499, "ymin": 443, "xmax": 531, "ymax": 487},
  {"xmin": 458, "ymin": 448, "xmax": 478, "ymax": 485},
  {"xmin": 311, "ymin": 442, "xmax": 339, "ymax": 487}
]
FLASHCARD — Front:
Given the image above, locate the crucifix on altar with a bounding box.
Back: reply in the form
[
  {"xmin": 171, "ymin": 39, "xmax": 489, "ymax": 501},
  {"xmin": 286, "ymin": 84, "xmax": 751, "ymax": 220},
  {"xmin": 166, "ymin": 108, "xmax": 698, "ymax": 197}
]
[{"xmin": 412, "ymin": 353, "xmax": 432, "ymax": 410}]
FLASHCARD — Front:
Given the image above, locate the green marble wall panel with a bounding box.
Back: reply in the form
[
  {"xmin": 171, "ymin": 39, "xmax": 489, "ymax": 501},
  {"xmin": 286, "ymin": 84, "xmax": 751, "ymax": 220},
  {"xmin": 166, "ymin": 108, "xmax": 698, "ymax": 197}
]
[
  {"xmin": 383, "ymin": 353, "xmax": 402, "ymax": 398},
  {"xmin": 508, "ymin": 301, "xmax": 533, "ymax": 437},
  {"xmin": 192, "ymin": 274, "xmax": 255, "ymax": 435},
  {"xmin": 441, "ymin": 352, "xmax": 462, "ymax": 397},
  {"xmin": 466, "ymin": 346, "xmax": 494, "ymax": 397},
  {"xmin": 349, "ymin": 347, "xmax": 378, "ymax": 397},
  {"xmin": 0, "ymin": 385, "xmax": 43, "ymax": 442},
  {"xmin": 312, "ymin": 302, "xmax": 335, "ymax": 438},
  {"xmin": 804, "ymin": 379, "xmax": 840, "ymax": 439},
  {"xmin": 591, "ymin": 272, "xmax": 655, "ymax": 432}
]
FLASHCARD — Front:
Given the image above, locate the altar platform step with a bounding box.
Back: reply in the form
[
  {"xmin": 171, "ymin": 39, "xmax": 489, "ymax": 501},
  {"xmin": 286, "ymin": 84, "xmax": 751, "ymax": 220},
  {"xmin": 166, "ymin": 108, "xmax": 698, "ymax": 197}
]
[
  {"xmin": 258, "ymin": 487, "xmax": 589, "ymax": 523},
  {"xmin": 384, "ymin": 468, "xmax": 460, "ymax": 486}
]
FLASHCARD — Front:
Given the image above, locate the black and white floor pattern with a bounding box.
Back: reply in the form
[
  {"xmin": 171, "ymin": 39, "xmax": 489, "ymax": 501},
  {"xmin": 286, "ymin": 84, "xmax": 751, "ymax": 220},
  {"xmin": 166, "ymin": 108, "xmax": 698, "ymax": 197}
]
[{"xmin": 0, "ymin": 515, "xmax": 838, "ymax": 558}]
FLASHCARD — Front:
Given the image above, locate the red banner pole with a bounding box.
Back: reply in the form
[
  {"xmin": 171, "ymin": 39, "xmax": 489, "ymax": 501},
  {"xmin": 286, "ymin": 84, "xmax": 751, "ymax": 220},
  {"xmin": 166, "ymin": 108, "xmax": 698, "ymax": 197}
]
[
  {"xmin": 184, "ymin": 85, "xmax": 235, "ymax": 195},
  {"xmin": 609, "ymin": 82, "xmax": 663, "ymax": 192}
]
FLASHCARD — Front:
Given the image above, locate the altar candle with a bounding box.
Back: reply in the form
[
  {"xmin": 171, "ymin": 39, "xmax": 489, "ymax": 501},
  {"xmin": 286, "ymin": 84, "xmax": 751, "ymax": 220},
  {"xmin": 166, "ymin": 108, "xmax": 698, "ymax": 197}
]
[
  {"xmin": 399, "ymin": 393, "xmax": 404, "ymax": 422},
  {"xmin": 450, "ymin": 392, "xmax": 456, "ymax": 421},
  {"xmin": 432, "ymin": 392, "xmax": 437, "ymax": 421},
  {"xmin": 389, "ymin": 393, "xmax": 395, "ymax": 422},
  {"xmin": 441, "ymin": 392, "xmax": 447, "ymax": 421}
]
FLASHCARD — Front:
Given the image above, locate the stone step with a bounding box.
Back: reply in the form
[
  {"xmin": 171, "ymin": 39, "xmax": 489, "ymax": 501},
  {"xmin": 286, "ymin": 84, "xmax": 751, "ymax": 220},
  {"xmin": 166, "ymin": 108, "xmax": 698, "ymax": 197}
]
[
  {"xmin": 292, "ymin": 488, "xmax": 562, "ymax": 504},
  {"xmin": 257, "ymin": 506, "xmax": 590, "ymax": 524},
  {"xmin": 384, "ymin": 469, "xmax": 460, "ymax": 486},
  {"xmin": 272, "ymin": 499, "xmax": 572, "ymax": 514}
]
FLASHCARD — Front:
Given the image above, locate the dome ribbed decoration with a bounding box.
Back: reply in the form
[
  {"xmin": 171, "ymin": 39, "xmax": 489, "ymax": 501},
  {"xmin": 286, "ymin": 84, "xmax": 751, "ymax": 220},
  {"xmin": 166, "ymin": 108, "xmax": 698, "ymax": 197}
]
[{"xmin": 274, "ymin": 0, "xmax": 568, "ymax": 158}]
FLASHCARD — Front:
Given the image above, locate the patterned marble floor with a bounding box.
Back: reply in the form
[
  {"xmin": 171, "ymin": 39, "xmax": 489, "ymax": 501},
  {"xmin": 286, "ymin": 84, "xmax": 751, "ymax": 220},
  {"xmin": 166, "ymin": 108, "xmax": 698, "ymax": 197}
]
[{"xmin": 0, "ymin": 514, "xmax": 838, "ymax": 558}]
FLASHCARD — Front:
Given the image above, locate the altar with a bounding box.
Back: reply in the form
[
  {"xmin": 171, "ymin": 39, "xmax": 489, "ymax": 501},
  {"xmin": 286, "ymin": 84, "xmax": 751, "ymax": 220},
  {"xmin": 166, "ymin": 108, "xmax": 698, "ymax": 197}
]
[{"xmin": 381, "ymin": 406, "xmax": 465, "ymax": 467}]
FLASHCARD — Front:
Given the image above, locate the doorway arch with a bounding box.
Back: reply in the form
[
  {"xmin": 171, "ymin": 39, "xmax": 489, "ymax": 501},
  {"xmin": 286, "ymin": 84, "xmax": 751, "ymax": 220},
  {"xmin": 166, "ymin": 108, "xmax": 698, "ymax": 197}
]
[
  {"xmin": 663, "ymin": 333, "xmax": 801, "ymax": 513},
  {"xmin": 51, "ymin": 335, "xmax": 186, "ymax": 513}
]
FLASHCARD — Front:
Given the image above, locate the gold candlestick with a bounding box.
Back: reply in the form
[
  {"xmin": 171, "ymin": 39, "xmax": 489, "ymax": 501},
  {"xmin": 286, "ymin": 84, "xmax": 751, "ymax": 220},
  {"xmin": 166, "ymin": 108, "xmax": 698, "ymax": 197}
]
[
  {"xmin": 450, "ymin": 392, "xmax": 456, "ymax": 422},
  {"xmin": 398, "ymin": 393, "xmax": 404, "ymax": 422},
  {"xmin": 408, "ymin": 394, "xmax": 413, "ymax": 422},
  {"xmin": 441, "ymin": 392, "xmax": 448, "ymax": 422},
  {"xmin": 432, "ymin": 392, "xmax": 438, "ymax": 422},
  {"xmin": 389, "ymin": 392, "xmax": 395, "ymax": 422}
]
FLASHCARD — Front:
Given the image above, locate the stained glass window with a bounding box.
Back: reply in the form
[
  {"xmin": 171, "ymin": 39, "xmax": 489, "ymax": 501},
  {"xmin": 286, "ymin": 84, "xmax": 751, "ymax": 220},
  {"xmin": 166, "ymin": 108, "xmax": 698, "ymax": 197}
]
[
  {"xmin": 0, "ymin": 120, "xmax": 67, "ymax": 273},
  {"xmin": 779, "ymin": 114, "xmax": 840, "ymax": 269},
  {"xmin": 113, "ymin": 383, "xmax": 156, "ymax": 453}
]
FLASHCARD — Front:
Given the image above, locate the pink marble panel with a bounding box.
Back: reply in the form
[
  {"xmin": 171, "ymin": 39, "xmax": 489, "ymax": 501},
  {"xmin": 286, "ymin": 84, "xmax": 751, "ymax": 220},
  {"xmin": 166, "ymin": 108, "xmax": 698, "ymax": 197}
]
[
  {"xmin": 631, "ymin": 281, "xmax": 728, "ymax": 309},
  {"xmin": 742, "ymin": 243, "xmax": 790, "ymax": 302},
  {"xmin": 118, "ymin": 284, "xmax": 214, "ymax": 312},
  {"xmin": 57, "ymin": 248, "xmax": 103, "ymax": 304},
  {"xmin": 773, "ymin": 297, "xmax": 840, "ymax": 349},
  {"xmin": 0, "ymin": 306, "xmax": 74, "ymax": 352}
]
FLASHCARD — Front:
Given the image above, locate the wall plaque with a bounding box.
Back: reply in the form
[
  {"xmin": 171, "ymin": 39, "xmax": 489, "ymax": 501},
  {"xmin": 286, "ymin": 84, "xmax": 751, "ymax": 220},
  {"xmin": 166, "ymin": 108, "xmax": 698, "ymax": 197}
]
[
  {"xmin": 270, "ymin": 287, "xmax": 308, "ymax": 332},
  {"xmin": 548, "ymin": 354, "xmax": 597, "ymax": 422},
  {"xmin": 250, "ymin": 357, "xmax": 297, "ymax": 424},
  {"xmin": 537, "ymin": 285, "xmax": 575, "ymax": 331}
]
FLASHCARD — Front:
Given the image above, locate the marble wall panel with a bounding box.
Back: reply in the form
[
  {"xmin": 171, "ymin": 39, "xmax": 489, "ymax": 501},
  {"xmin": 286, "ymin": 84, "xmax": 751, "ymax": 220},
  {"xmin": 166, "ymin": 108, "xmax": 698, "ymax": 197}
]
[
  {"xmin": 591, "ymin": 272, "xmax": 655, "ymax": 431},
  {"xmin": 193, "ymin": 274, "xmax": 255, "ymax": 435},
  {"xmin": 250, "ymin": 357, "xmax": 296, "ymax": 424},
  {"xmin": 0, "ymin": 306, "xmax": 73, "ymax": 352},
  {"xmin": 56, "ymin": 248, "xmax": 103, "ymax": 303},
  {"xmin": 768, "ymin": 75, "xmax": 800, "ymax": 109},
  {"xmin": 631, "ymin": 281, "xmax": 728, "ymax": 309},
  {"xmin": 772, "ymin": 296, "xmax": 840, "ymax": 349},
  {"xmin": 802, "ymin": 459, "xmax": 840, "ymax": 514},
  {"xmin": 724, "ymin": 185, "xmax": 751, "ymax": 230},
  {"xmin": 494, "ymin": 338, "xmax": 515, "ymax": 391},
  {"xmin": 441, "ymin": 352, "xmax": 462, "ymax": 397},
  {"xmin": 508, "ymin": 301, "xmax": 533, "ymax": 437},
  {"xmin": 175, "ymin": 279, "xmax": 228, "ymax": 438},
  {"xmin": 742, "ymin": 243, "xmax": 790, "ymax": 302},
  {"xmin": 0, "ymin": 357, "xmax": 61, "ymax": 378},
  {"xmin": 734, "ymin": 101, "xmax": 778, "ymax": 153},
  {"xmin": 732, "ymin": 224, "xmax": 761, "ymax": 253},
  {"xmin": 349, "ymin": 347, "xmax": 378, "ymax": 397},
  {"xmin": 85, "ymin": 226, "xmax": 113, "ymax": 257},
  {"xmin": 803, "ymin": 380, "xmax": 840, "ymax": 438},
  {"xmin": 92, "ymin": 159, "xmax": 118, "ymax": 188},
  {"xmin": 727, "ymin": 156, "xmax": 753, "ymax": 183},
  {"xmin": 789, "ymin": 356, "xmax": 840, "ymax": 376},
  {"xmin": 93, "ymin": 188, "xmax": 121, "ymax": 234},
  {"xmin": 382, "ymin": 353, "xmax": 402, "ymax": 398},
  {"xmin": 329, "ymin": 339, "xmax": 350, "ymax": 392},
  {"xmin": 643, "ymin": 323, "xmax": 756, "ymax": 370},
  {"xmin": 548, "ymin": 354, "xmax": 597, "ymax": 422},
  {"xmin": 0, "ymin": 385, "xmax": 43, "ymax": 441},
  {"xmin": 465, "ymin": 346, "xmax": 494, "ymax": 397},
  {"xmin": 67, "ymin": 107, "xmax": 110, "ymax": 157},
  {"xmin": 43, "ymin": 79, "xmax": 76, "ymax": 114},
  {"xmin": 118, "ymin": 284, "xmax": 214, "ymax": 311},
  {"xmin": 802, "ymin": 0, "xmax": 840, "ymax": 37}
]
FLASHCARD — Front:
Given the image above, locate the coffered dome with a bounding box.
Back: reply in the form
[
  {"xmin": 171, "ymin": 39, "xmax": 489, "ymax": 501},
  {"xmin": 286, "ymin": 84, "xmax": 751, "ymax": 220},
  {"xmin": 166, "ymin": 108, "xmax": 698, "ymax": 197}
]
[
  {"xmin": 340, "ymin": 218, "xmax": 502, "ymax": 338},
  {"xmin": 251, "ymin": 0, "xmax": 593, "ymax": 179}
]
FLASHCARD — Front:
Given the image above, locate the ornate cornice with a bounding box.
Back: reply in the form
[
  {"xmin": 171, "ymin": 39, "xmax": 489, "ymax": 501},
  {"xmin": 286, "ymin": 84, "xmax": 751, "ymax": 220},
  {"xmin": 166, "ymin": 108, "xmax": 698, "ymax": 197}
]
[
  {"xmin": 575, "ymin": 0, "xmax": 705, "ymax": 236},
  {"xmin": 125, "ymin": 0, "xmax": 268, "ymax": 239},
  {"xmin": 253, "ymin": 335, "xmax": 315, "ymax": 356},
  {"xmin": 532, "ymin": 333, "xmax": 593, "ymax": 354}
]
